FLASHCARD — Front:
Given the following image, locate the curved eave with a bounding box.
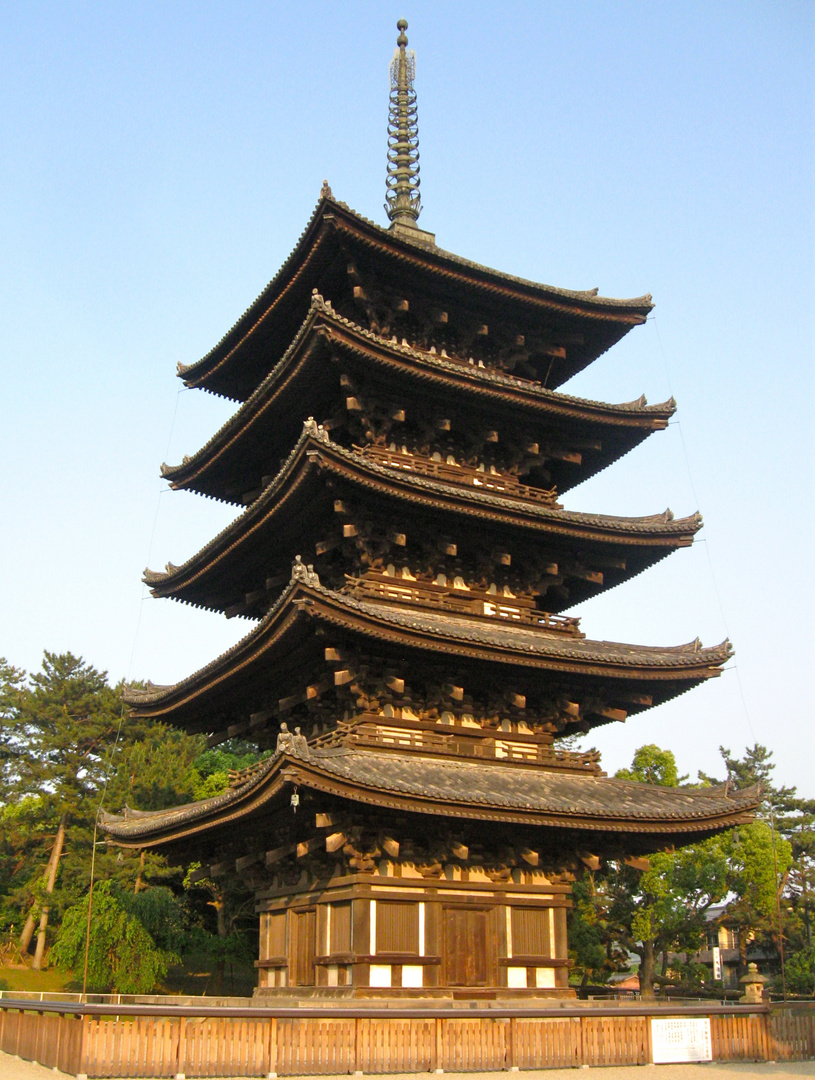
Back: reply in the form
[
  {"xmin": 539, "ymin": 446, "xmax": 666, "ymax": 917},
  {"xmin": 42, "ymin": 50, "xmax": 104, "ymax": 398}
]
[
  {"xmin": 146, "ymin": 434, "xmax": 701, "ymax": 610},
  {"xmin": 124, "ymin": 580, "xmax": 731, "ymax": 723},
  {"xmin": 101, "ymin": 748, "xmax": 758, "ymax": 850},
  {"xmin": 178, "ymin": 197, "xmax": 653, "ymax": 399},
  {"xmin": 163, "ymin": 298, "xmax": 675, "ymax": 503}
]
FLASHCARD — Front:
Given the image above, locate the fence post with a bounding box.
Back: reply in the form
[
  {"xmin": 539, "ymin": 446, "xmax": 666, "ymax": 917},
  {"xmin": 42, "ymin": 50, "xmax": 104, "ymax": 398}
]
[
  {"xmin": 76, "ymin": 1014, "xmax": 90, "ymax": 1080},
  {"xmin": 508, "ymin": 1016, "xmax": 518, "ymax": 1071},
  {"xmin": 266, "ymin": 1016, "xmax": 278, "ymax": 1079},
  {"xmin": 354, "ymin": 1015, "xmax": 362, "ymax": 1075},
  {"xmin": 578, "ymin": 1015, "xmax": 586, "ymax": 1067},
  {"xmin": 175, "ymin": 1015, "xmax": 186, "ymax": 1080}
]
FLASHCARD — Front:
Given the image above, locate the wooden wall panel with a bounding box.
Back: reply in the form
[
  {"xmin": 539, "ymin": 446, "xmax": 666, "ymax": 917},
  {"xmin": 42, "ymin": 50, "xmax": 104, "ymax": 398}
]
[
  {"xmin": 331, "ymin": 901, "xmax": 352, "ymax": 953},
  {"xmin": 289, "ymin": 909, "xmax": 317, "ymax": 986},
  {"xmin": 377, "ymin": 901, "xmax": 419, "ymax": 954},
  {"xmin": 441, "ymin": 1018, "xmax": 508, "ymax": 1071},
  {"xmin": 511, "ymin": 906, "xmax": 550, "ymax": 957},
  {"xmin": 514, "ymin": 1016, "xmax": 581, "ymax": 1069}
]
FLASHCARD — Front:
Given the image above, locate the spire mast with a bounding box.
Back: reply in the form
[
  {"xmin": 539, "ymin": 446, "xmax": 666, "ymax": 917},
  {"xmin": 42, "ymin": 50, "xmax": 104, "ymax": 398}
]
[{"xmin": 385, "ymin": 18, "xmax": 422, "ymax": 230}]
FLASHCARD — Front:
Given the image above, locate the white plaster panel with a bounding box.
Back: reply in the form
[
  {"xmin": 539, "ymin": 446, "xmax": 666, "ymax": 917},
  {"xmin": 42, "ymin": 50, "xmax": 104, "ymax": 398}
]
[
  {"xmin": 369, "ymin": 963, "xmax": 392, "ymax": 988},
  {"xmin": 401, "ymin": 965, "xmax": 423, "ymax": 988}
]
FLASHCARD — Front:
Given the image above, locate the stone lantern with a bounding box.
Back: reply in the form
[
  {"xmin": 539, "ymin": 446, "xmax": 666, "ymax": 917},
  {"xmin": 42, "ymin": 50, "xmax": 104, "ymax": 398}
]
[{"xmin": 739, "ymin": 962, "xmax": 767, "ymax": 1004}]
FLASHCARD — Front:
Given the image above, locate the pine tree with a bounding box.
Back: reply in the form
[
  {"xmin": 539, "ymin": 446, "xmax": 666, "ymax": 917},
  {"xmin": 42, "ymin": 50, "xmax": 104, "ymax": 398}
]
[{"xmin": 15, "ymin": 652, "xmax": 122, "ymax": 965}]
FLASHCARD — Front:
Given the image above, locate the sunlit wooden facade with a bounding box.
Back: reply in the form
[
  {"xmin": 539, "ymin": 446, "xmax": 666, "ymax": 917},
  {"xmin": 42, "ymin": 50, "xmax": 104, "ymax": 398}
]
[{"xmin": 104, "ymin": 25, "xmax": 758, "ymax": 1000}]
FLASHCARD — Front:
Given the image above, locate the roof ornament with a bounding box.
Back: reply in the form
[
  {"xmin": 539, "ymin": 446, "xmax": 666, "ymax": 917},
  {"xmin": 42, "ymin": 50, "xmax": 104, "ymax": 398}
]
[
  {"xmin": 303, "ymin": 416, "xmax": 329, "ymax": 443},
  {"xmin": 291, "ymin": 554, "xmax": 321, "ymax": 587},
  {"xmin": 320, "ymin": 179, "xmax": 333, "ymax": 200},
  {"xmin": 385, "ymin": 19, "xmax": 422, "ymax": 228}
]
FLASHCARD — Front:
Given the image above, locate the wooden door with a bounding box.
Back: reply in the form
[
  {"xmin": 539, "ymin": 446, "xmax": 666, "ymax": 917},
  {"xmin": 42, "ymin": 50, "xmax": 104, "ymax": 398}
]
[
  {"xmin": 443, "ymin": 907, "xmax": 488, "ymax": 986},
  {"xmin": 290, "ymin": 909, "xmax": 316, "ymax": 986}
]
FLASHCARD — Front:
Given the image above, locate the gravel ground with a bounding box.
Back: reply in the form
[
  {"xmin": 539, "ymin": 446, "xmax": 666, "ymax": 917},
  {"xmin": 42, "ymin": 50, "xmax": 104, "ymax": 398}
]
[{"xmin": 3, "ymin": 1050, "xmax": 814, "ymax": 1080}]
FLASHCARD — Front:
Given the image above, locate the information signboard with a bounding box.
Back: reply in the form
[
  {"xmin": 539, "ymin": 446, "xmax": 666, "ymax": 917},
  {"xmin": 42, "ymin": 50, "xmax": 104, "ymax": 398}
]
[
  {"xmin": 713, "ymin": 945, "xmax": 722, "ymax": 981},
  {"xmin": 651, "ymin": 1017, "xmax": 713, "ymax": 1063}
]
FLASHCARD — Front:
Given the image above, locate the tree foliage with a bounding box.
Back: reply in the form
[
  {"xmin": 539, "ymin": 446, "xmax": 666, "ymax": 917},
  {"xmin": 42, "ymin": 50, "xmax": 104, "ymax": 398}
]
[
  {"xmin": 0, "ymin": 652, "xmax": 266, "ymax": 991},
  {"xmin": 570, "ymin": 743, "xmax": 812, "ymax": 999},
  {"xmin": 615, "ymin": 744, "xmax": 688, "ymax": 787},
  {"xmin": 50, "ymin": 882, "xmax": 181, "ymax": 993}
]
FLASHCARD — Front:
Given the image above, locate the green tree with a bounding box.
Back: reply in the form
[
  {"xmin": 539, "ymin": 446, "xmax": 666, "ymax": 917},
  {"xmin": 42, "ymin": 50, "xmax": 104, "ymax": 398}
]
[
  {"xmin": 50, "ymin": 882, "xmax": 181, "ymax": 993},
  {"xmin": 722, "ymin": 820, "xmax": 793, "ymax": 971},
  {"xmin": 574, "ymin": 746, "xmax": 730, "ymax": 999},
  {"xmin": 13, "ymin": 653, "xmax": 123, "ymax": 965},
  {"xmin": 699, "ymin": 743, "xmax": 795, "ymax": 818},
  {"xmin": 616, "ymin": 744, "xmax": 688, "ymax": 787},
  {"xmin": 603, "ymin": 837, "xmax": 730, "ymax": 998},
  {"xmin": 568, "ymin": 873, "xmax": 629, "ymax": 989},
  {"xmin": 0, "ymin": 659, "xmax": 25, "ymax": 785},
  {"xmin": 782, "ymin": 797, "xmax": 815, "ymax": 954},
  {"xmin": 702, "ymin": 744, "xmax": 801, "ymax": 981},
  {"xmin": 784, "ymin": 944, "xmax": 815, "ymax": 996}
]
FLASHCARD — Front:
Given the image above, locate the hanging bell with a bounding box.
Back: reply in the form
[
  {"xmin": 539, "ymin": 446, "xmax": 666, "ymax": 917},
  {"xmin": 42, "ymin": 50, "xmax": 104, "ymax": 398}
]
[{"xmin": 290, "ymin": 790, "xmax": 300, "ymax": 813}]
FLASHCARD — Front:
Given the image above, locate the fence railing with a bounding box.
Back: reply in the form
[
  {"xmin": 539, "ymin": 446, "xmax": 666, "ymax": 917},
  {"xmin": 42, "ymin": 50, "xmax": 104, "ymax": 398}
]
[{"xmin": 1, "ymin": 998, "xmax": 814, "ymax": 1077}]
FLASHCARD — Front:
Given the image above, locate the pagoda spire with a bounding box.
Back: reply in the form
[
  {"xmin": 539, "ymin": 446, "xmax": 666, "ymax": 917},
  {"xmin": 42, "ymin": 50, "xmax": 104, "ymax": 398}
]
[{"xmin": 385, "ymin": 18, "xmax": 422, "ymax": 229}]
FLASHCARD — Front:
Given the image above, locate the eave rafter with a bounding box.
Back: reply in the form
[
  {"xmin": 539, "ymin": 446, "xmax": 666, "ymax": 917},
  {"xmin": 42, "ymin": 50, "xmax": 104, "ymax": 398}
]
[
  {"xmin": 146, "ymin": 427, "xmax": 701, "ymax": 616},
  {"xmin": 163, "ymin": 295, "xmax": 674, "ymax": 505},
  {"xmin": 178, "ymin": 197, "xmax": 653, "ymax": 401},
  {"xmin": 124, "ymin": 578, "xmax": 731, "ymax": 733}
]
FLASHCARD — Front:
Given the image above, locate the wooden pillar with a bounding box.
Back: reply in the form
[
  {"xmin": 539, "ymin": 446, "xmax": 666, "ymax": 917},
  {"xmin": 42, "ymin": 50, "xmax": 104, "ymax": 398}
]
[
  {"xmin": 555, "ymin": 905, "xmax": 569, "ymax": 988},
  {"xmin": 353, "ymin": 897, "xmax": 371, "ymax": 987},
  {"xmin": 434, "ymin": 1016, "xmax": 444, "ymax": 1073},
  {"xmin": 424, "ymin": 901, "xmax": 440, "ymax": 987},
  {"xmin": 76, "ymin": 1014, "xmax": 90, "ymax": 1080}
]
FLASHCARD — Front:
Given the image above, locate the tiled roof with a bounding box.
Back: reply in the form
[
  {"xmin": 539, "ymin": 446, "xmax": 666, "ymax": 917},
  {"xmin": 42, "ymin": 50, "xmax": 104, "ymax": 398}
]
[
  {"xmin": 145, "ymin": 429, "xmax": 700, "ymax": 593},
  {"xmin": 178, "ymin": 196, "xmax": 653, "ymax": 395},
  {"xmin": 321, "ymin": 591, "xmax": 732, "ymax": 669},
  {"xmin": 124, "ymin": 579, "xmax": 730, "ymax": 712},
  {"xmin": 100, "ymin": 743, "xmax": 758, "ymax": 843}
]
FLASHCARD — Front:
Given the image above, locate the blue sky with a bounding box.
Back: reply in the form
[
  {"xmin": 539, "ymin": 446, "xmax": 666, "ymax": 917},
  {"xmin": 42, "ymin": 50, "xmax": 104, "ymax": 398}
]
[{"xmin": 1, "ymin": 2, "xmax": 812, "ymax": 792}]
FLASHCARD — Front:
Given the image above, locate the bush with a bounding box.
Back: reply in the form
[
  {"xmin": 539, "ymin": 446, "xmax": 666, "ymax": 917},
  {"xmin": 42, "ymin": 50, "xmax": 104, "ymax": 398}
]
[{"xmin": 785, "ymin": 945, "xmax": 815, "ymax": 997}]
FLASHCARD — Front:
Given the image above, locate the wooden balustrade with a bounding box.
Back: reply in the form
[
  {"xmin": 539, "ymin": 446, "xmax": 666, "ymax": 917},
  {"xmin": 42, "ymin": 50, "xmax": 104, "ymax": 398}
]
[
  {"xmin": 2, "ymin": 999, "xmax": 813, "ymax": 1077},
  {"xmin": 345, "ymin": 573, "xmax": 584, "ymax": 635},
  {"xmin": 313, "ymin": 722, "xmax": 602, "ymax": 772},
  {"xmin": 357, "ymin": 444, "xmax": 561, "ymax": 508}
]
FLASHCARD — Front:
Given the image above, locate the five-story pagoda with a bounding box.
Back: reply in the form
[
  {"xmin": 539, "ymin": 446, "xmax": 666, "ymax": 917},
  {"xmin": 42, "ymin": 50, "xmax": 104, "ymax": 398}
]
[{"xmin": 103, "ymin": 22, "xmax": 758, "ymax": 999}]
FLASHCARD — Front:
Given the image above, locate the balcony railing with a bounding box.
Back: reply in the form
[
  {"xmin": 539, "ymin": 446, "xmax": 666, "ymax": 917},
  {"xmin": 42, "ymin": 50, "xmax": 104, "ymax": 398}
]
[
  {"xmin": 356, "ymin": 444, "xmax": 560, "ymax": 508},
  {"xmin": 345, "ymin": 573, "xmax": 583, "ymax": 636},
  {"xmin": 311, "ymin": 719, "xmax": 603, "ymax": 774}
]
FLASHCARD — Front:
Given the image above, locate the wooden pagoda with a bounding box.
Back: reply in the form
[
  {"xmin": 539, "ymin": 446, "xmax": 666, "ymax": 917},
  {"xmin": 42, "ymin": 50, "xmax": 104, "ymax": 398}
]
[{"xmin": 103, "ymin": 22, "xmax": 758, "ymax": 999}]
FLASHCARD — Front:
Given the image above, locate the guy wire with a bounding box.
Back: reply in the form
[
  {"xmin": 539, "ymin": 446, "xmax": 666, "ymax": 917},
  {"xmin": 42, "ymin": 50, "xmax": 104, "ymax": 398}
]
[{"xmin": 82, "ymin": 386, "xmax": 185, "ymax": 999}]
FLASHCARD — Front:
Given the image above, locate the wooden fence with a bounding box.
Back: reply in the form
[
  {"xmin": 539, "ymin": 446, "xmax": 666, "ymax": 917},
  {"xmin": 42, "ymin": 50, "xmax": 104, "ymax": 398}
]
[{"xmin": 1, "ymin": 999, "xmax": 813, "ymax": 1077}]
